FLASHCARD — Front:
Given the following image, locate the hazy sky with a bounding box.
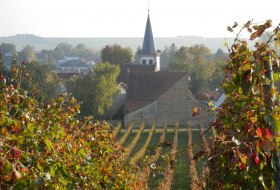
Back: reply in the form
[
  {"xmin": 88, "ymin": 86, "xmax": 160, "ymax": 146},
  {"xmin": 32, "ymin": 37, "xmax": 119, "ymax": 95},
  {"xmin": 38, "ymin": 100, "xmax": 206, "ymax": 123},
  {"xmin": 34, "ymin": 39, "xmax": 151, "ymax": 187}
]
[{"xmin": 0, "ymin": 0, "xmax": 279, "ymax": 38}]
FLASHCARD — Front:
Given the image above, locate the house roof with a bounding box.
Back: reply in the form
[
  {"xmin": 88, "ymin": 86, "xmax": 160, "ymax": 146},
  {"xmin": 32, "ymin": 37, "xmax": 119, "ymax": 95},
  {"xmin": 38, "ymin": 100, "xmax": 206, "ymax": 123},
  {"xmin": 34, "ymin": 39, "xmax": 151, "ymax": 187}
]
[
  {"xmin": 59, "ymin": 60, "xmax": 89, "ymax": 68},
  {"xmin": 142, "ymin": 13, "xmax": 156, "ymax": 55},
  {"xmin": 56, "ymin": 72, "xmax": 80, "ymax": 80},
  {"xmin": 117, "ymin": 64, "xmax": 155, "ymax": 84},
  {"xmin": 125, "ymin": 71, "xmax": 186, "ymax": 114}
]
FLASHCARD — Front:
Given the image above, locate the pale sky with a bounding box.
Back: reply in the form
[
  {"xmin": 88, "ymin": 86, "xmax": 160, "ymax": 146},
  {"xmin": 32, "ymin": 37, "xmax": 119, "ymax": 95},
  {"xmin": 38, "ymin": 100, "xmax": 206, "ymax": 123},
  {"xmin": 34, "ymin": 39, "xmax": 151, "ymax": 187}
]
[{"xmin": 0, "ymin": 0, "xmax": 279, "ymax": 38}]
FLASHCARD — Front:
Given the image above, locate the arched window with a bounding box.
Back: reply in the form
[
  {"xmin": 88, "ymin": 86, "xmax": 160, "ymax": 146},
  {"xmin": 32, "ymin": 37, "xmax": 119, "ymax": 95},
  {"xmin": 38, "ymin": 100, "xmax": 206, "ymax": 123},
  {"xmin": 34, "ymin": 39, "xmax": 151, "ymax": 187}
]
[
  {"xmin": 149, "ymin": 59, "xmax": 153, "ymax": 64},
  {"xmin": 142, "ymin": 60, "xmax": 146, "ymax": 65}
]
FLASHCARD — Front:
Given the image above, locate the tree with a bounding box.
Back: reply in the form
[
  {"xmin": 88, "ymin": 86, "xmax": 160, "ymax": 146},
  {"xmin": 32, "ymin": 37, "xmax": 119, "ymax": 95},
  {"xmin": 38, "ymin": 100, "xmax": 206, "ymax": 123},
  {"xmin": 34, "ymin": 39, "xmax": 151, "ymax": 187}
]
[
  {"xmin": 54, "ymin": 43, "xmax": 74, "ymax": 59},
  {"xmin": 0, "ymin": 65, "xmax": 141, "ymax": 189},
  {"xmin": 20, "ymin": 61, "xmax": 61, "ymax": 102},
  {"xmin": 101, "ymin": 44, "xmax": 133, "ymax": 66},
  {"xmin": 169, "ymin": 46, "xmax": 192, "ymax": 71},
  {"xmin": 205, "ymin": 20, "xmax": 280, "ymax": 189},
  {"xmin": 0, "ymin": 43, "xmax": 16, "ymax": 55},
  {"xmin": 66, "ymin": 62, "xmax": 120, "ymax": 118},
  {"xmin": 160, "ymin": 43, "xmax": 177, "ymax": 69},
  {"xmin": 39, "ymin": 49, "xmax": 56, "ymax": 64},
  {"xmin": 169, "ymin": 44, "xmax": 217, "ymax": 96},
  {"xmin": 18, "ymin": 45, "xmax": 37, "ymax": 62}
]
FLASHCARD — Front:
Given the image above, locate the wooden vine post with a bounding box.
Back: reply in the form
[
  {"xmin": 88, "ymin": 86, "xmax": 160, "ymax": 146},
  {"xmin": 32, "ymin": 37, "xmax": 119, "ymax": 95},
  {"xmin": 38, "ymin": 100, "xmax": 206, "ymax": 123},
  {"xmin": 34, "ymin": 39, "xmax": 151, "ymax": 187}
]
[{"xmin": 264, "ymin": 57, "xmax": 280, "ymax": 189}]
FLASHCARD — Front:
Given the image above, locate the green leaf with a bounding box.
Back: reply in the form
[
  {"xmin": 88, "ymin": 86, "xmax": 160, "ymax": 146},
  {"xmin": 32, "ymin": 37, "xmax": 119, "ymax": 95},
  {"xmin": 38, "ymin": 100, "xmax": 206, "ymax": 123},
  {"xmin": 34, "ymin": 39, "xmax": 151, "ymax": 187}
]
[
  {"xmin": 271, "ymin": 115, "xmax": 280, "ymax": 133},
  {"xmin": 3, "ymin": 160, "xmax": 12, "ymax": 174},
  {"xmin": 260, "ymin": 161, "xmax": 265, "ymax": 170},
  {"xmin": 14, "ymin": 180, "xmax": 27, "ymax": 190},
  {"xmin": 238, "ymin": 86, "xmax": 243, "ymax": 94},
  {"xmin": 37, "ymin": 162, "xmax": 44, "ymax": 171},
  {"xmin": 273, "ymin": 73, "xmax": 279, "ymax": 82},
  {"xmin": 263, "ymin": 56, "xmax": 270, "ymax": 62},
  {"xmin": 44, "ymin": 137, "xmax": 53, "ymax": 150}
]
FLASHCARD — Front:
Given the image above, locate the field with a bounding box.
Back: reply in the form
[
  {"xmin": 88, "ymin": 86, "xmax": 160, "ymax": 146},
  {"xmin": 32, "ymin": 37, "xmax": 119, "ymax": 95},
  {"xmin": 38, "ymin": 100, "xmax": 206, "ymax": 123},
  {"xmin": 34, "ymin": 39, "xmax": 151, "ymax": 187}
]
[{"xmin": 113, "ymin": 122, "xmax": 213, "ymax": 190}]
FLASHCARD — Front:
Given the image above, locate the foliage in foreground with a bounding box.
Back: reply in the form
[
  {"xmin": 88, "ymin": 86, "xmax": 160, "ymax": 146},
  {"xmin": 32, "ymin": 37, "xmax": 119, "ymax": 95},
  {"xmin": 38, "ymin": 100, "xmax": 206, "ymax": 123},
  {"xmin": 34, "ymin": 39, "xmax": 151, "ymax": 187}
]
[
  {"xmin": 0, "ymin": 64, "xmax": 141, "ymax": 189},
  {"xmin": 206, "ymin": 20, "xmax": 280, "ymax": 189}
]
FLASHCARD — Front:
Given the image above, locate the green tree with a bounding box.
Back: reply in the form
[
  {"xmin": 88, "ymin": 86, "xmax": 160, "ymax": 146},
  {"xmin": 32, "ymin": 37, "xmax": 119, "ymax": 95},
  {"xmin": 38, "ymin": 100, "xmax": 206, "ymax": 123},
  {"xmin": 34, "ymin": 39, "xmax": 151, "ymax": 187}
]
[
  {"xmin": 101, "ymin": 44, "xmax": 133, "ymax": 66},
  {"xmin": 205, "ymin": 20, "xmax": 280, "ymax": 189},
  {"xmin": 169, "ymin": 46, "xmax": 192, "ymax": 71},
  {"xmin": 0, "ymin": 43, "xmax": 16, "ymax": 55},
  {"xmin": 20, "ymin": 61, "xmax": 61, "ymax": 102},
  {"xmin": 161, "ymin": 43, "xmax": 177, "ymax": 69},
  {"xmin": 66, "ymin": 62, "xmax": 120, "ymax": 118},
  {"xmin": 19, "ymin": 45, "xmax": 37, "ymax": 62},
  {"xmin": 169, "ymin": 44, "xmax": 217, "ymax": 96},
  {"xmin": 54, "ymin": 43, "xmax": 74, "ymax": 59},
  {"xmin": 39, "ymin": 49, "xmax": 56, "ymax": 64}
]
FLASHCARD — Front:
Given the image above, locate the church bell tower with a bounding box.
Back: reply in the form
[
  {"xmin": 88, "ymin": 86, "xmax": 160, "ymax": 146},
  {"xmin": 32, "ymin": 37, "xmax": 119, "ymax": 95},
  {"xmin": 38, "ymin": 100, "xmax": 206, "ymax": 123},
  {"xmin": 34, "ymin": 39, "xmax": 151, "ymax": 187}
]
[{"xmin": 140, "ymin": 12, "xmax": 160, "ymax": 71}]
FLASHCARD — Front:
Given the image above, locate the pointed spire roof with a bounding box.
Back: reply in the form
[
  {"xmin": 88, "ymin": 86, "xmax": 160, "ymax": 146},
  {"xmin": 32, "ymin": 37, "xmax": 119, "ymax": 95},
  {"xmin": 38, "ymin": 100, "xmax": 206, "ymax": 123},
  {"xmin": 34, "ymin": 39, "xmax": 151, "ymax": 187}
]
[{"xmin": 142, "ymin": 13, "xmax": 156, "ymax": 54}]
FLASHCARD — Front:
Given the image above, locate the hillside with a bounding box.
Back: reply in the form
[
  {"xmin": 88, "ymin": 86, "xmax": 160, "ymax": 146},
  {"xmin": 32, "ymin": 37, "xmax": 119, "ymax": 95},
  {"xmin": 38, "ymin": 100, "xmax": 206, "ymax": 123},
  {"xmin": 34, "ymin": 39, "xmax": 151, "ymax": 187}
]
[{"xmin": 0, "ymin": 34, "xmax": 241, "ymax": 53}]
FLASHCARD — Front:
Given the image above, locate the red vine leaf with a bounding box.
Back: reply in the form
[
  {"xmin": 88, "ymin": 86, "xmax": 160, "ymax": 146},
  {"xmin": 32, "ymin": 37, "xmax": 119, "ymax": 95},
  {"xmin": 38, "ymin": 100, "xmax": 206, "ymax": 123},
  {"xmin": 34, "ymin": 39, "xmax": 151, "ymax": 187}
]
[
  {"xmin": 254, "ymin": 156, "xmax": 261, "ymax": 165},
  {"xmin": 264, "ymin": 128, "xmax": 273, "ymax": 139},
  {"xmin": 255, "ymin": 127, "xmax": 262, "ymax": 138}
]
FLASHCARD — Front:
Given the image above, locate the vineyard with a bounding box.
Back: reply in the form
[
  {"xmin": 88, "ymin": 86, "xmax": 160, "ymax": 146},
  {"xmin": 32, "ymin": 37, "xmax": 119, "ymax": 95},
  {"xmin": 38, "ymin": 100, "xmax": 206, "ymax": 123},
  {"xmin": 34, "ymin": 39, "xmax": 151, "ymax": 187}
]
[{"xmin": 112, "ymin": 121, "xmax": 213, "ymax": 190}]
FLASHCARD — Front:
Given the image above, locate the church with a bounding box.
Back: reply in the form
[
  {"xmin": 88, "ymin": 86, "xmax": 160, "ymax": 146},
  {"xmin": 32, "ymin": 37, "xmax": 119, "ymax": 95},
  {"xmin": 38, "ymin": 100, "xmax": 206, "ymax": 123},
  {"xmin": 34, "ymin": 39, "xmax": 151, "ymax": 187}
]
[{"xmin": 116, "ymin": 12, "xmax": 210, "ymax": 127}]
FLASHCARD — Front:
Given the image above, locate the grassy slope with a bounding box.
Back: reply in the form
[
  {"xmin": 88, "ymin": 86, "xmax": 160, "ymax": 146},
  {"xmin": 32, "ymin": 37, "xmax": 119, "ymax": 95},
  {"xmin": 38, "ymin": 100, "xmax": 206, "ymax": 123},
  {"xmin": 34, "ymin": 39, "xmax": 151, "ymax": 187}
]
[
  {"xmin": 191, "ymin": 127, "xmax": 206, "ymax": 176},
  {"xmin": 148, "ymin": 129, "xmax": 174, "ymax": 189},
  {"xmin": 171, "ymin": 129, "xmax": 190, "ymax": 190},
  {"xmin": 131, "ymin": 131, "xmax": 149, "ymax": 157},
  {"xmin": 123, "ymin": 129, "xmax": 138, "ymax": 148},
  {"xmin": 143, "ymin": 129, "xmax": 162, "ymax": 158}
]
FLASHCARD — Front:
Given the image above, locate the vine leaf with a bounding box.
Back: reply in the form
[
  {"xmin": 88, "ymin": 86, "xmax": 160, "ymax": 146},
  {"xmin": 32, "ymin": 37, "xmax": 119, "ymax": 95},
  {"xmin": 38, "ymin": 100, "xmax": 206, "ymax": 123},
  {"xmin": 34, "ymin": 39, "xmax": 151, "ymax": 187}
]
[
  {"xmin": 192, "ymin": 107, "xmax": 199, "ymax": 116},
  {"xmin": 227, "ymin": 26, "xmax": 233, "ymax": 32}
]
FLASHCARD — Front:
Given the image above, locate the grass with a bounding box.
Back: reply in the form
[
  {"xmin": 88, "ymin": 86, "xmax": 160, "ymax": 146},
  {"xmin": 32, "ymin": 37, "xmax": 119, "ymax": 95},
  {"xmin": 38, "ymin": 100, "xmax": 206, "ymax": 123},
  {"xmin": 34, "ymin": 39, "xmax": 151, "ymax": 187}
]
[
  {"xmin": 123, "ymin": 129, "xmax": 137, "ymax": 148},
  {"xmin": 130, "ymin": 131, "xmax": 149, "ymax": 157},
  {"xmin": 191, "ymin": 125, "xmax": 208, "ymax": 177},
  {"xmin": 113, "ymin": 124, "xmax": 212, "ymax": 189},
  {"xmin": 143, "ymin": 129, "xmax": 162, "ymax": 158},
  {"xmin": 171, "ymin": 129, "xmax": 190, "ymax": 190},
  {"xmin": 148, "ymin": 129, "xmax": 174, "ymax": 190}
]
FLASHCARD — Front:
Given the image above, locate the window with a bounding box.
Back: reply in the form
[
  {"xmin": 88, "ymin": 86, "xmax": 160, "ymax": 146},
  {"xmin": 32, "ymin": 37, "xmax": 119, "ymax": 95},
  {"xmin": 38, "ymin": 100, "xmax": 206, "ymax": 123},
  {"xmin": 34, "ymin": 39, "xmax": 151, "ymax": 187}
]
[
  {"xmin": 149, "ymin": 59, "xmax": 153, "ymax": 64},
  {"xmin": 142, "ymin": 60, "xmax": 146, "ymax": 64}
]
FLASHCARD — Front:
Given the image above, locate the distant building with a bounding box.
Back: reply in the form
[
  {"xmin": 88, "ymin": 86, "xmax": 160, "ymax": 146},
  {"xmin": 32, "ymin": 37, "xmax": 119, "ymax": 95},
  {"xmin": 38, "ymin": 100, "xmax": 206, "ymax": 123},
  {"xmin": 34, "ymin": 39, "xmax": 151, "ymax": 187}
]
[
  {"xmin": 54, "ymin": 59, "xmax": 93, "ymax": 79},
  {"xmin": 115, "ymin": 12, "xmax": 211, "ymax": 127}
]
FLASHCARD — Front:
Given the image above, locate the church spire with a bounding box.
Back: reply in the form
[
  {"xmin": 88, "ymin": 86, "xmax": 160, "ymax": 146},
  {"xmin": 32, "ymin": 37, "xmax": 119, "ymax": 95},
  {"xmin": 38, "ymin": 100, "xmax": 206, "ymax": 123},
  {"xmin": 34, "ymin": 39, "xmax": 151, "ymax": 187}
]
[
  {"xmin": 140, "ymin": 11, "xmax": 160, "ymax": 71},
  {"xmin": 142, "ymin": 13, "xmax": 156, "ymax": 54}
]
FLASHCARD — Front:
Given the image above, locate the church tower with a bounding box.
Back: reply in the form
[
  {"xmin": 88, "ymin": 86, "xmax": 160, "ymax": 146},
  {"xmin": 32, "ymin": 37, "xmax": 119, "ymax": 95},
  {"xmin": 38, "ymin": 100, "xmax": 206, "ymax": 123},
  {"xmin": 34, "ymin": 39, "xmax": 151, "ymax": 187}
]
[{"xmin": 140, "ymin": 12, "xmax": 160, "ymax": 71}]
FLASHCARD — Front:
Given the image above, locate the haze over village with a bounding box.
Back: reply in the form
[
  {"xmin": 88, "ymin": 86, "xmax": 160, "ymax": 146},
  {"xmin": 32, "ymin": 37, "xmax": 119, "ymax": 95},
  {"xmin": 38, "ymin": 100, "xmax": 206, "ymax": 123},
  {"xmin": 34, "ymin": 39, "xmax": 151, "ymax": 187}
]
[{"xmin": 0, "ymin": 0, "xmax": 280, "ymax": 189}]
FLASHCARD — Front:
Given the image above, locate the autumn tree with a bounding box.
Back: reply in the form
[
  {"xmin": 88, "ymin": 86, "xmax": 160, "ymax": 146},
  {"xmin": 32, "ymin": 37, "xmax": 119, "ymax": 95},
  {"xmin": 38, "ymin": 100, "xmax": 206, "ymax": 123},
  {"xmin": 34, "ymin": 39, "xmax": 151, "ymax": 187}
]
[
  {"xmin": 205, "ymin": 20, "xmax": 280, "ymax": 189},
  {"xmin": 101, "ymin": 44, "xmax": 133, "ymax": 66},
  {"xmin": 0, "ymin": 63, "xmax": 141, "ymax": 189},
  {"xmin": 66, "ymin": 62, "xmax": 120, "ymax": 118}
]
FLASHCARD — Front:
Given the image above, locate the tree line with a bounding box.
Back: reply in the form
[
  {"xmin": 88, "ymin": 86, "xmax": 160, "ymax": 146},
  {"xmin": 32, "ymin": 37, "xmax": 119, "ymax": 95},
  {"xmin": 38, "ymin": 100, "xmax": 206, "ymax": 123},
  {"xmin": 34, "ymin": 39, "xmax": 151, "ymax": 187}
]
[{"xmin": 0, "ymin": 41, "xmax": 227, "ymax": 119}]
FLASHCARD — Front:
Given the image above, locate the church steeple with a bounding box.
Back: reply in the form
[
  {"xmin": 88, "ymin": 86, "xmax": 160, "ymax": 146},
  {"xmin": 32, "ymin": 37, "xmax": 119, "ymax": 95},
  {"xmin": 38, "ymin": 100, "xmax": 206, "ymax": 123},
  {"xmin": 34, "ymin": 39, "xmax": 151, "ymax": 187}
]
[
  {"xmin": 140, "ymin": 12, "xmax": 160, "ymax": 71},
  {"xmin": 142, "ymin": 13, "xmax": 156, "ymax": 54}
]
